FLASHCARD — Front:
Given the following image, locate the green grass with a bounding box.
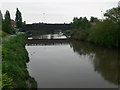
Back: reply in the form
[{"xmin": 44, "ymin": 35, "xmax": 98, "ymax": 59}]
[
  {"xmin": 0, "ymin": 31, "xmax": 8, "ymax": 37},
  {"xmin": 2, "ymin": 33, "xmax": 37, "ymax": 89}
]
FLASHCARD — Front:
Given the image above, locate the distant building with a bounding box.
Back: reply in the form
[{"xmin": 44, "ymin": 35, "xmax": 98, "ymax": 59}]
[
  {"xmin": 11, "ymin": 20, "xmax": 16, "ymax": 27},
  {"xmin": 91, "ymin": 22, "xmax": 96, "ymax": 26}
]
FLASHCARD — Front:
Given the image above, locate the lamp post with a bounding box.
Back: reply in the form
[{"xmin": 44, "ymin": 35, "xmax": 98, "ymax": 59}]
[
  {"xmin": 101, "ymin": 11, "xmax": 103, "ymax": 20},
  {"xmin": 43, "ymin": 13, "xmax": 45, "ymax": 23}
]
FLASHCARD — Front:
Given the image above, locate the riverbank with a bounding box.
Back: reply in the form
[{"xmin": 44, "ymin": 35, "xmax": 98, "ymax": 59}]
[
  {"xmin": 65, "ymin": 7, "xmax": 120, "ymax": 48},
  {"xmin": 2, "ymin": 33, "xmax": 37, "ymax": 89},
  {"xmin": 71, "ymin": 20, "xmax": 119, "ymax": 48}
]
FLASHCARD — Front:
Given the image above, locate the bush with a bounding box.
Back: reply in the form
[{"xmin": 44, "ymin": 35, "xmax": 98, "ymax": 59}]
[
  {"xmin": 0, "ymin": 31, "xmax": 7, "ymax": 37},
  {"xmin": 88, "ymin": 19, "xmax": 119, "ymax": 47},
  {"xmin": 2, "ymin": 73, "xmax": 13, "ymax": 89}
]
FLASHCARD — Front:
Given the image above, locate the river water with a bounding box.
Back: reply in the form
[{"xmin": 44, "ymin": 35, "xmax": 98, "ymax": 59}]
[{"xmin": 25, "ymin": 34, "xmax": 119, "ymax": 88}]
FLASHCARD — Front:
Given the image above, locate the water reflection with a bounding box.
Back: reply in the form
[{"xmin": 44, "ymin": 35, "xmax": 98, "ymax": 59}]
[
  {"xmin": 28, "ymin": 33, "xmax": 66, "ymax": 39},
  {"xmin": 71, "ymin": 40, "xmax": 119, "ymax": 85},
  {"xmin": 26, "ymin": 39, "xmax": 70, "ymax": 46},
  {"xmin": 26, "ymin": 34, "xmax": 119, "ymax": 88}
]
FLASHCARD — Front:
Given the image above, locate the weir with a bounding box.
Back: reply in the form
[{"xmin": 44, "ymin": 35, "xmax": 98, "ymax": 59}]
[{"xmin": 26, "ymin": 39, "xmax": 70, "ymax": 46}]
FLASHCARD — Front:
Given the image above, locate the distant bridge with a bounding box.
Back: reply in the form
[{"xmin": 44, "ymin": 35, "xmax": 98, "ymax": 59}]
[
  {"xmin": 20, "ymin": 23, "xmax": 70, "ymax": 32},
  {"xmin": 26, "ymin": 39, "xmax": 70, "ymax": 46}
]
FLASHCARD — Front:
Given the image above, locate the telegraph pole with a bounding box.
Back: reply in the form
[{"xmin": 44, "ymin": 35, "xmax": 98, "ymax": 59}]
[{"xmin": 43, "ymin": 13, "xmax": 45, "ymax": 23}]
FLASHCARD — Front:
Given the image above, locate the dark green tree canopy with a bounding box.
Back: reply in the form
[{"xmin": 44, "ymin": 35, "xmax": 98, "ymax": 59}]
[
  {"xmin": 0, "ymin": 10, "xmax": 3, "ymax": 30},
  {"xmin": 4, "ymin": 10, "xmax": 11, "ymax": 25},
  {"xmin": 71, "ymin": 17, "xmax": 91, "ymax": 30},
  {"xmin": 0, "ymin": 10, "xmax": 3, "ymax": 21},
  {"xmin": 2, "ymin": 10, "xmax": 15, "ymax": 34},
  {"xmin": 15, "ymin": 8, "xmax": 22, "ymax": 28},
  {"xmin": 2, "ymin": 10, "xmax": 11, "ymax": 33},
  {"xmin": 104, "ymin": 7, "xmax": 120, "ymax": 23},
  {"xmin": 90, "ymin": 16, "xmax": 99, "ymax": 23}
]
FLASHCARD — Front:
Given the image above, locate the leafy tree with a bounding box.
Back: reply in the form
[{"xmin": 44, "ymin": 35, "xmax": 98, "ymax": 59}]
[
  {"xmin": 104, "ymin": 7, "xmax": 120, "ymax": 23},
  {"xmin": 71, "ymin": 17, "xmax": 79, "ymax": 29},
  {"xmin": 23, "ymin": 21, "xmax": 26, "ymax": 25},
  {"xmin": 81, "ymin": 17, "xmax": 90, "ymax": 29},
  {"xmin": 104, "ymin": 7, "xmax": 120, "ymax": 46},
  {"xmin": 2, "ymin": 10, "xmax": 16, "ymax": 34},
  {"xmin": 2, "ymin": 10, "xmax": 12, "ymax": 34},
  {"xmin": 70, "ymin": 7, "xmax": 119, "ymax": 48},
  {"xmin": 90, "ymin": 16, "xmax": 99, "ymax": 23},
  {"xmin": 71, "ymin": 17, "xmax": 91, "ymax": 30},
  {"xmin": 15, "ymin": 8, "xmax": 22, "ymax": 28},
  {"xmin": 0, "ymin": 10, "xmax": 3, "ymax": 30}
]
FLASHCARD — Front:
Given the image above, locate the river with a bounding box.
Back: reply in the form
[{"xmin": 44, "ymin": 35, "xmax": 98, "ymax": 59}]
[{"xmin": 25, "ymin": 33, "xmax": 119, "ymax": 88}]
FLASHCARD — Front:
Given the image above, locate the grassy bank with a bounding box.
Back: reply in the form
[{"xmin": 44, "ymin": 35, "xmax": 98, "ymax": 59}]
[{"xmin": 2, "ymin": 33, "xmax": 37, "ymax": 89}]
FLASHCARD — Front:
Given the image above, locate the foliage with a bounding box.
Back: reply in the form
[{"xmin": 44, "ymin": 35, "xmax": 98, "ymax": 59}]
[
  {"xmin": 88, "ymin": 19, "xmax": 119, "ymax": 47},
  {"xmin": 2, "ymin": 10, "xmax": 16, "ymax": 34},
  {"xmin": 29, "ymin": 77, "xmax": 38, "ymax": 88},
  {"xmin": 1, "ymin": 31, "xmax": 7, "ymax": 37},
  {"xmin": 69, "ymin": 7, "xmax": 119, "ymax": 48},
  {"xmin": 0, "ymin": 10, "xmax": 3, "ymax": 20},
  {"xmin": 2, "ymin": 73, "xmax": 13, "ymax": 89},
  {"xmin": 0, "ymin": 10, "xmax": 3, "ymax": 30},
  {"xmin": 104, "ymin": 7, "xmax": 120, "ymax": 23},
  {"xmin": 71, "ymin": 17, "xmax": 91, "ymax": 30},
  {"xmin": 75, "ymin": 30, "xmax": 89, "ymax": 40},
  {"xmin": 2, "ymin": 33, "xmax": 37, "ymax": 88},
  {"xmin": 64, "ymin": 30, "xmax": 74, "ymax": 36},
  {"xmin": 15, "ymin": 8, "xmax": 23, "ymax": 28},
  {"xmin": 90, "ymin": 16, "xmax": 100, "ymax": 23},
  {"xmin": 2, "ymin": 10, "xmax": 11, "ymax": 34}
]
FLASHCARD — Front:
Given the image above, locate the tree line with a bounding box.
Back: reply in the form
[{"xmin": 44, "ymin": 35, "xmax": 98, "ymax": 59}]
[
  {"xmin": 0, "ymin": 8, "xmax": 23, "ymax": 34},
  {"xmin": 65, "ymin": 7, "xmax": 120, "ymax": 48}
]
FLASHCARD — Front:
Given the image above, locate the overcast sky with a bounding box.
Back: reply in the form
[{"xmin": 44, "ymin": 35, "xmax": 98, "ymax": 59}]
[{"xmin": 0, "ymin": 0, "xmax": 119, "ymax": 24}]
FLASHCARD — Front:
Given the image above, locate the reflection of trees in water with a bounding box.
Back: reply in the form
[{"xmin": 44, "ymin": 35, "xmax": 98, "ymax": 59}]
[{"xmin": 71, "ymin": 40, "xmax": 119, "ymax": 85}]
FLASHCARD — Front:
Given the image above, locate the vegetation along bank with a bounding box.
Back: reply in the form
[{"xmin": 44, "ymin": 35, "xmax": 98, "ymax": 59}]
[
  {"xmin": 64, "ymin": 7, "xmax": 120, "ymax": 48},
  {"xmin": 2, "ymin": 33, "xmax": 37, "ymax": 89}
]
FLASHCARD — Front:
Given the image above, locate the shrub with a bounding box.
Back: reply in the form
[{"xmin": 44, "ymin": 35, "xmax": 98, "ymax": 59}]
[{"xmin": 2, "ymin": 73, "xmax": 13, "ymax": 89}]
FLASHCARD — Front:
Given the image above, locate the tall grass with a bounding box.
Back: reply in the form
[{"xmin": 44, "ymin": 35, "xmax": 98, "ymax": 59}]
[{"xmin": 2, "ymin": 33, "xmax": 37, "ymax": 89}]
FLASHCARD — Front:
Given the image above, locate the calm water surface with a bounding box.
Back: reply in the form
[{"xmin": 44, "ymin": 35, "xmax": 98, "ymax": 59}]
[{"xmin": 26, "ymin": 34, "xmax": 118, "ymax": 88}]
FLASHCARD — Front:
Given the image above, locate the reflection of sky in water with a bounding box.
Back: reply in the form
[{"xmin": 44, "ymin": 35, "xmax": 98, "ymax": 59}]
[{"xmin": 28, "ymin": 33, "xmax": 67, "ymax": 39}]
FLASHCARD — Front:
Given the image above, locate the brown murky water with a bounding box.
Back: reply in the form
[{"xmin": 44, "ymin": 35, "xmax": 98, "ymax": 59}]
[{"xmin": 26, "ymin": 34, "xmax": 119, "ymax": 88}]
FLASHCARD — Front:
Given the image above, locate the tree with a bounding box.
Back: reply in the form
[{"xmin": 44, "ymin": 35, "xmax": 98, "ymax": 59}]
[
  {"xmin": 15, "ymin": 8, "xmax": 22, "ymax": 28},
  {"xmin": 81, "ymin": 17, "xmax": 90, "ymax": 29},
  {"xmin": 2, "ymin": 10, "xmax": 15, "ymax": 34},
  {"xmin": 90, "ymin": 16, "xmax": 99, "ymax": 23},
  {"xmin": 71, "ymin": 17, "xmax": 91, "ymax": 30},
  {"xmin": 2, "ymin": 10, "xmax": 11, "ymax": 34},
  {"xmin": 104, "ymin": 7, "xmax": 120, "ymax": 46},
  {"xmin": 0, "ymin": 10, "xmax": 3, "ymax": 30},
  {"xmin": 104, "ymin": 7, "xmax": 120, "ymax": 23},
  {"xmin": 23, "ymin": 21, "xmax": 26, "ymax": 25}
]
